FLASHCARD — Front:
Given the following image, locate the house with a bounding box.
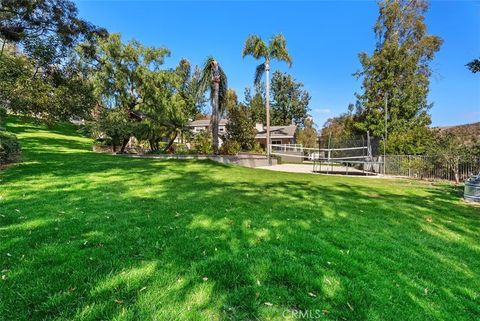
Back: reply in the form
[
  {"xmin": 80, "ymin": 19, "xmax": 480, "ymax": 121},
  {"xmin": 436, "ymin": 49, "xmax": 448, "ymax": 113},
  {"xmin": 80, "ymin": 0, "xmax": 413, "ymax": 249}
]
[
  {"xmin": 254, "ymin": 123, "xmax": 297, "ymax": 147},
  {"xmin": 189, "ymin": 118, "xmax": 228, "ymax": 135},
  {"xmin": 186, "ymin": 119, "xmax": 298, "ymax": 149},
  {"xmin": 186, "ymin": 118, "xmax": 228, "ymax": 146}
]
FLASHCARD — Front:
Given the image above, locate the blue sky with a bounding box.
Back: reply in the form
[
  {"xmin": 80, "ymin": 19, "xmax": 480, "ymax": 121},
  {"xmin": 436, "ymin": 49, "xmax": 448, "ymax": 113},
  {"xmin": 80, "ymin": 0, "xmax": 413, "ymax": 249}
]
[{"xmin": 75, "ymin": 0, "xmax": 480, "ymax": 127}]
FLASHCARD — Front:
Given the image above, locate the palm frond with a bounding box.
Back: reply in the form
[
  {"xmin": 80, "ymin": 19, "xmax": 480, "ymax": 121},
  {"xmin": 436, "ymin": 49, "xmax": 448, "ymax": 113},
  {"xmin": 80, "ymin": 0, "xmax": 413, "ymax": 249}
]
[
  {"xmin": 254, "ymin": 63, "xmax": 265, "ymax": 86},
  {"xmin": 198, "ymin": 56, "xmax": 216, "ymax": 102},
  {"xmin": 269, "ymin": 34, "xmax": 293, "ymax": 67},
  {"xmin": 198, "ymin": 57, "xmax": 228, "ymax": 109},
  {"xmin": 242, "ymin": 35, "xmax": 268, "ymax": 59},
  {"xmin": 217, "ymin": 65, "xmax": 228, "ymax": 113}
]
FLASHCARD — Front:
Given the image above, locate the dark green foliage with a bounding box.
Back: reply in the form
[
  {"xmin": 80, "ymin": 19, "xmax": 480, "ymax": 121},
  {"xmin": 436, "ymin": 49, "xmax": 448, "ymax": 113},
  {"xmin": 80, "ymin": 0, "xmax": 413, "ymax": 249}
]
[
  {"xmin": 466, "ymin": 58, "xmax": 480, "ymax": 73},
  {"xmin": 243, "ymin": 85, "xmax": 266, "ymax": 125},
  {"xmin": 242, "ymin": 34, "xmax": 293, "ymax": 86},
  {"xmin": 226, "ymin": 103, "xmax": 256, "ymax": 151},
  {"xmin": 0, "ymin": 49, "xmax": 96, "ymax": 124},
  {"xmin": 0, "ymin": 130, "xmax": 20, "ymax": 164},
  {"xmin": 386, "ymin": 126, "xmax": 436, "ymax": 155},
  {"xmin": 82, "ymin": 33, "xmax": 190, "ymax": 153},
  {"xmin": 0, "ymin": 0, "xmax": 106, "ymax": 65},
  {"xmin": 0, "ymin": 0, "xmax": 104, "ymax": 125},
  {"xmin": 220, "ymin": 140, "xmax": 241, "ymax": 155},
  {"xmin": 354, "ymin": 0, "xmax": 442, "ymax": 152},
  {"xmin": 0, "ymin": 107, "xmax": 7, "ymax": 126},
  {"xmin": 90, "ymin": 108, "xmax": 133, "ymax": 153},
  {"xmin": 270, "ymin": 71, "xmax": 311, "ymax": 127},
  {"xmin": 321, "ymin": 103, "xmax": 358, "ymax": 140},
  {"xmin": 296, "ymin": 118, "xmax": 318, "ymax": 148},
  {"xmin": 191, "ymin": 130, "xmax": 213, "ymax": 154},
  {"xmin": 175, "ymin": 59, "xmax": 207, "ymax": 118}
]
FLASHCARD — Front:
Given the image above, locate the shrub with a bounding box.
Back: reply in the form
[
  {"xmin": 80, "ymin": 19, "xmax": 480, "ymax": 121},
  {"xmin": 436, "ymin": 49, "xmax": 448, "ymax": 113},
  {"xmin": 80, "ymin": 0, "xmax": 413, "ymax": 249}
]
[
  {"xmin": 220, "ymin": 140, "xmax": 241, "ymax": 155},
  {"xmin": 192, "ymin": 130, "xmax": 212, "ymax": 154},
  {"xmin": 248, "ymin": 142, "xmax": 265, "ymax": 154},
  {"xmin": 172, "ymin": 144, "xmax": 191, "ymax": 155},
  {"xmin": 400, "ymin": 157, "xmax": 432, "ymax": 179},
  {"xmin": 0, "ymin": 107, "xmax": 7, "ymax": 126},
  {"xmin": 0, "ymin": 131, "xmax": 21, "ymax": 164}
]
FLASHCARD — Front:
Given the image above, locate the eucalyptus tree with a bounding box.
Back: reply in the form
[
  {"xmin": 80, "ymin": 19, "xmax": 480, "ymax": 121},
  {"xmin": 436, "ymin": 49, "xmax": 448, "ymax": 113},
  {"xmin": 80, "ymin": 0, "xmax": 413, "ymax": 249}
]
[
  {"xmin": 242, "ymin": 34, "xmax": 292, "ymax": 155},
  {"xmin": 354, "ymin": 0, "xmax": 442, "ymax": 153},
  {"xmin": 199, "ymin": 57, "xmax": 228, "ymax": 154}
]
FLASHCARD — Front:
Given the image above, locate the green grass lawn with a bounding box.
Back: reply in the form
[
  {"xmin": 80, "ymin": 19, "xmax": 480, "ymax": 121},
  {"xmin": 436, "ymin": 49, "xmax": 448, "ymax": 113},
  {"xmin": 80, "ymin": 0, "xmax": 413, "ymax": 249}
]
[{"xmin": 1, "ymin": 117, "xmax": 479, "ymax": 321}]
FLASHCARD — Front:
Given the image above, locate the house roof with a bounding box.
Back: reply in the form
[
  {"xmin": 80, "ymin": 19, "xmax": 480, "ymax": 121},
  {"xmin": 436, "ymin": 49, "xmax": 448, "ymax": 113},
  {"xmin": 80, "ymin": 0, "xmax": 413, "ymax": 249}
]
[
  {"xmin": 189, "ymin": 118, "xmax": 228, "ymax": 127},
  {"xmin": 255, "ymin": 125, "xmax": 297, "ymax": 139}
]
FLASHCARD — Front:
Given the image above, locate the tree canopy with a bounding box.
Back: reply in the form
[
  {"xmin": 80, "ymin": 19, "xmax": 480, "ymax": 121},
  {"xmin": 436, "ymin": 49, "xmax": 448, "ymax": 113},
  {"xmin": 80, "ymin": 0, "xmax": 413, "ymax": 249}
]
[
  {"xmin": 353, "ymin": 0, "xmax": 442, "ymax": 153},
  {"xmin": 270, "ymin": 71, "xmax": 311, "ymax": 127}
]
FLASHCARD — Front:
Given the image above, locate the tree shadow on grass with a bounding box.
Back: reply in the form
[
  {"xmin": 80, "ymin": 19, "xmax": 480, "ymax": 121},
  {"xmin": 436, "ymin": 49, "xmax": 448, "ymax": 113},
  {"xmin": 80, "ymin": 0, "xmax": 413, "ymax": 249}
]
[
  {"xmin": 1, "ymin": 118, "xmax": 480, "ymax": 321},
  {"xmin": 2, "ymin": 161, "xmax": 480, "ymax": 320}
]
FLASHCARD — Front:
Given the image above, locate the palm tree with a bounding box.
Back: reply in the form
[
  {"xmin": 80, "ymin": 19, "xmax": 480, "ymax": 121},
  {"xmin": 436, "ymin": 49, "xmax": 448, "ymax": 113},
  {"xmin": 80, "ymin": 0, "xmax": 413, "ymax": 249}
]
[
  {"xmin": 242, "ymin": 34, "xmax": 292, "ymax": 159},
  {"xmin": 199, "ymin": 57, "xmax": 228, "ymax": 154}
]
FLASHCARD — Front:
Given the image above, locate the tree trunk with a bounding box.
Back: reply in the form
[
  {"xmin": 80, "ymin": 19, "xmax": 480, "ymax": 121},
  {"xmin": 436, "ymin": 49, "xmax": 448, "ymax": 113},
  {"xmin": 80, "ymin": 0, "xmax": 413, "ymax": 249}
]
[
  {"xmin": 0, "ymin": 39, "xmax": 6, "ymax": 58},
  {"xmin": 265, "ymin": 59, "xmax": 271, "ymax": 163},
  {"xmin": 120, "ymin": 137, "xmax": 129, "ymax": 153},
  {"xmin": 163, "ymin": 132, "xmax": 178, "ymax": 153},
  {"xmin": 149, "ymin": 139, "xmax": 156, "ymax": 151},
  {"xmin": 212, "ymin": 82, "xmax": 220, "ymax": 154}
]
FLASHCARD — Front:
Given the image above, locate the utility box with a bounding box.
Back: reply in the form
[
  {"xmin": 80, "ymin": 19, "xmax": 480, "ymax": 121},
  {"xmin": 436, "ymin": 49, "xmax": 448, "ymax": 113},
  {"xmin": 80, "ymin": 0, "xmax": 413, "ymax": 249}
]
[{"xmin": 465, "ymin": 175, "xmax": 480, "ymax": 203}]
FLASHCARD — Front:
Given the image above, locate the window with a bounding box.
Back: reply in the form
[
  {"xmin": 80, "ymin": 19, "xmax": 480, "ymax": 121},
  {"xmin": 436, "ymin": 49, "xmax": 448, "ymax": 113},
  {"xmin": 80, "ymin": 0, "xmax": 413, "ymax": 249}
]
[{"xmin": 272, "ymin": 140, "xmax": 282, "ymax": 145}]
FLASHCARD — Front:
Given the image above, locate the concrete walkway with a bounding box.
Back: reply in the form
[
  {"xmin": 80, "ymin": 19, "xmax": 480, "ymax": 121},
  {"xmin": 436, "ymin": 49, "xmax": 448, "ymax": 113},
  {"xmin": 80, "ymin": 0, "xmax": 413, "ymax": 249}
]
[{"xmin": 256, "ymin": 163, "xmax": 375, "ymax": 176}]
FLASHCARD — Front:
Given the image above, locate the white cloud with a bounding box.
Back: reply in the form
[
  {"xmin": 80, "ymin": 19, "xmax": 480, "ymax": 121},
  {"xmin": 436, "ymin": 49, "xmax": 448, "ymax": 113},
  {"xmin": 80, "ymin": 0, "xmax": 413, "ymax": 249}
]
[{"xmin": 313, "ymin": 108, "xmax": 331, "ymax": 114}]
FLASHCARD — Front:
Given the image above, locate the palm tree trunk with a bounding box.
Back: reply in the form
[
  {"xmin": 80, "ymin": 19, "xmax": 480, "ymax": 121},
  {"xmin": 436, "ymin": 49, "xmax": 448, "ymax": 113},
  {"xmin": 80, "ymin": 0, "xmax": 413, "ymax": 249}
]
[
  {"xmin": 265, "ymin": 59, "xmax": 271, "ymax": 163},
  {"xmin": 212, "ymin": 81, "xmax": 220, "ymax": 154}
]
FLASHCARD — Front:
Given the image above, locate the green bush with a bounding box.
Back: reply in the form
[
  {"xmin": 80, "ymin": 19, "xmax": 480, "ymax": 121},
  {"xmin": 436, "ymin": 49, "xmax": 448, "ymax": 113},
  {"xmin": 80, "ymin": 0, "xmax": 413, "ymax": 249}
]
[
  {"xmin": 400, "ymin": 157, "xmax": 432, "ymax": 179},
  {"xmin": 192, "ymin": 130, "xmax": 212, "ymax": 155},
  {"xmin": 172, "ymin": 144, "xmax": 191, "ymax": 155},
  {"xmin": 0, "ymin": 107, "xmax": 7, "ymax": 126},
  {"xmin": 220, "ymin": 140, "xmax": 241, "ymax": 155},
  {"xmin": 0, "ymin": 131, "xmax": 21, "ymax": 164},
  {"xmin": 248, "ymin": 142, "xmax": 265, "ymax": 154}
]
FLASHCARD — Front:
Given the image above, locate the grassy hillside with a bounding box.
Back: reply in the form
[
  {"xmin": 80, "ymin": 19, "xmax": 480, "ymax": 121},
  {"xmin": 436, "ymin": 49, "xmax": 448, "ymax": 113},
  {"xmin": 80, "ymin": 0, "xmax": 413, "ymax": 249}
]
[{"xmin": 1, "ymin": 117, "xmax": 479, "ymax": 321}]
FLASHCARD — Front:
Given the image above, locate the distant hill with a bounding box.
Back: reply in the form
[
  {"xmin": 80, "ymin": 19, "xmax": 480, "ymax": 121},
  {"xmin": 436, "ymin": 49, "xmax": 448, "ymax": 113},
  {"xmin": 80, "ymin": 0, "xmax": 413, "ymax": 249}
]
[
  {"xmin": 435, "ymin": 122, "xmax": 480, "ymax": 145},
  {"xmin": 436, "ymin": 122, "xmax": 480, "ymax": 138}
]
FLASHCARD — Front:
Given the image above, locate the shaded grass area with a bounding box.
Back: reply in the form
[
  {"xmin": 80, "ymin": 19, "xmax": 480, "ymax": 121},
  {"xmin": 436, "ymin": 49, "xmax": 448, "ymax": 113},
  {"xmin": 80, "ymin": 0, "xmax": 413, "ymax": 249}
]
[{"xmin": 1, "ymin": 116, "xmax": 479, "ymax": 321}]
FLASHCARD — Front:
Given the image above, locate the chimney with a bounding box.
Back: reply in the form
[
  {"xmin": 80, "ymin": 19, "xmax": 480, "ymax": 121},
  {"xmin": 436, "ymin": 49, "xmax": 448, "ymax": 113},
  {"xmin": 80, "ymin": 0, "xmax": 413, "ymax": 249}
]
[{"xmin": 255, "ymin": 123, "xmax": 264, "ymax": 132}]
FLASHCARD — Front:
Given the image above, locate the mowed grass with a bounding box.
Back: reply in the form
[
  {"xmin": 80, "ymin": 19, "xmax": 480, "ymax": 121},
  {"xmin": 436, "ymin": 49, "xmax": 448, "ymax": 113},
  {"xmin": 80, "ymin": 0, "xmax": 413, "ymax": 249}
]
[{"xmin": 1, "ymin": 117, "xmax": 479, "ymax": 321}]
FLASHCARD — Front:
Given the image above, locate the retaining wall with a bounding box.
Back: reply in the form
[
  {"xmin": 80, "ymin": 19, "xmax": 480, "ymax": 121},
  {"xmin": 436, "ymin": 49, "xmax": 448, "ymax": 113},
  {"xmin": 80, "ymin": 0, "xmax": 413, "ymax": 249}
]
[{"xmin": 120, "ymin": 153, "xmax": 276, "ymax": 168}]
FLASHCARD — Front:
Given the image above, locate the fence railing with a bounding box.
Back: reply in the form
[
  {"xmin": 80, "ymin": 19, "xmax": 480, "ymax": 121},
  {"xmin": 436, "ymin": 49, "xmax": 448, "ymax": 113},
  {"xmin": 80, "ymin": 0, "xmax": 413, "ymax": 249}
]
[{"xmin": 385, "ymin": 155, "xmax": 480, "ymax": 182}]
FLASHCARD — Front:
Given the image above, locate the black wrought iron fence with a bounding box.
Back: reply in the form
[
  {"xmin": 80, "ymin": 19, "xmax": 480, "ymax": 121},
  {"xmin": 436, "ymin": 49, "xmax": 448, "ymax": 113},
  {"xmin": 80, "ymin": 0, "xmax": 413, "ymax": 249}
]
[{"xmin": 385, "ymin": 155, "xmax": 480, "ymax": 182}]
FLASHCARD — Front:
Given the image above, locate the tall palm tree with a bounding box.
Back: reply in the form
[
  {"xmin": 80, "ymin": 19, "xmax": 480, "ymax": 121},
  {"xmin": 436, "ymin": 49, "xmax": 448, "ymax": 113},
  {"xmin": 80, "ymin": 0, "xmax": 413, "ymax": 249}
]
[
  {"xmin": 199, "ymin": 57, "xmax": 228, "ymax": 154},
  {"xmin": 242, "ymin": 34, "xmax": 292, "ymax": 158}
]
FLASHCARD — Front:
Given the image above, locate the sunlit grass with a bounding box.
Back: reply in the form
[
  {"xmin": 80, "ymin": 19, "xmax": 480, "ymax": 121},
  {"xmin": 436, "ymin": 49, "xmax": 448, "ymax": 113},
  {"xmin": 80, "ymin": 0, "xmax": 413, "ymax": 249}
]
[{"xmin": 1, "ymin": 116, "xmax": 479, "ymax": 321}]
